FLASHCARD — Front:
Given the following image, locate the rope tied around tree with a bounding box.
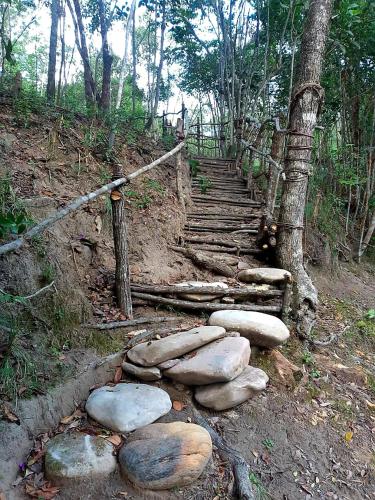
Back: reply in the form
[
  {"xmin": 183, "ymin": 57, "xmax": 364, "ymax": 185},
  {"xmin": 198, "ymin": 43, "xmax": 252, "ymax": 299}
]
[{"xmin": 290, "ymin": 81, "xmax": 325, "ymax": 116}]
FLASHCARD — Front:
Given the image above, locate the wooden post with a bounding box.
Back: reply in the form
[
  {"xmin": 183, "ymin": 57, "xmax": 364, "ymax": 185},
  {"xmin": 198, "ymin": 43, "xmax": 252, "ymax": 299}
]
[
  {"xmin": 111, "ymin": 164, "xmax": 133, "ymax": 318},
  {"xmin": 176, "ymin": 117, "xmax": 185, "ymax": 209}
]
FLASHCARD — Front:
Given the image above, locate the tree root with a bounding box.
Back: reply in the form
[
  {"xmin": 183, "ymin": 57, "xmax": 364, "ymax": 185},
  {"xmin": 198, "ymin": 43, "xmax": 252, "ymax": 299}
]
[{"xmin": 192, "ymin": 407, "xmax": 256, "ymax": 500}]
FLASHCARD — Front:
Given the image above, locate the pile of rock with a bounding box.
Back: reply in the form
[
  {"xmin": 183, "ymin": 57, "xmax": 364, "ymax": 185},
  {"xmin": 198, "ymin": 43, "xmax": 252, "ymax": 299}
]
[
  {"xmin": 44, "ymin": 305, "xmax": 290, "ymax": 492},
  {"xmin": 121, "ymin": 311, "xmax": 289, "ymax": 410}
]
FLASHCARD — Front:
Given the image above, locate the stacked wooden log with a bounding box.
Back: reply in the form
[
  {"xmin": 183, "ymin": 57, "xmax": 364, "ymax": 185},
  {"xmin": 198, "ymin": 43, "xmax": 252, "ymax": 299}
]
[{"xmin": 130, "ymin": 282, "xmax": 283, "ymax": 314}]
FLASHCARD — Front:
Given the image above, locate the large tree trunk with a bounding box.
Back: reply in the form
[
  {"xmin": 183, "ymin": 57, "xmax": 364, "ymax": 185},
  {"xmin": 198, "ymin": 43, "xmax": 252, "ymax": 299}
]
[
  {"xmin": 98, "ymin": 0, "xmax": 113, "ymax": 113},
  {"xmin": 277, "ymin": 0, "xmax": 333, "ymax": 338},
  {"xmin": 46, "ymin": 0, "xmax": 60, "ymax": 102}
]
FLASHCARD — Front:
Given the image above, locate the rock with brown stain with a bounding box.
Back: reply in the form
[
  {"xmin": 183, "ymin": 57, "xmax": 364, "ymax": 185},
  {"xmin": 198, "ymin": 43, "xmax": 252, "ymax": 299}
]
[{"xmin": 119, "ymin": 422, "xmax": 212, "ymax": 489}]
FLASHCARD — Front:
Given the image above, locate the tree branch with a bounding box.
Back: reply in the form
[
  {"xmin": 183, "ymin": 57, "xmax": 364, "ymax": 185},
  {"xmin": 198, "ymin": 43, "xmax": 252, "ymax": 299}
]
[{"xmin": 0, "ymin": 142, "xmax": 185, "ymax": 257}]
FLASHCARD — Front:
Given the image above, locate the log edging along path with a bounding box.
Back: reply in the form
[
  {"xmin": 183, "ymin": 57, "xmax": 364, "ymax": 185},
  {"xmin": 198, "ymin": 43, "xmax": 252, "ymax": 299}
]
[{"xmin": 0, "ymin": 141, "xmax": 185, "ymax": 256}]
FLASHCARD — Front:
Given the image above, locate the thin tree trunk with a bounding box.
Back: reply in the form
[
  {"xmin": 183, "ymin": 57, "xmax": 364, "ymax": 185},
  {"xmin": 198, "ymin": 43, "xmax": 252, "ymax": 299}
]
[
  {"xmin": 46, "ymin": 0, "xmax": 60, "ymax": 102},
  {"xmin": 131, "ymin": 3, "xmax": 137, "ymax": 115},
  {"xmin": 98, "ymin": 0, "xmax": 113, "ymax": 113},
  {"xmin": 265, "ymin": 127, "xmax": 284, "ymax": 221},
  {"xmin": 56, "ymin": 1, "xmax": 66, "ymax": 105},
  {"xmin": 277, "ymin": 0, "xmax": 333, "ymax": 338},
  {"xmin": 111, "ymin": 165, "xmax": 132, "ymax": 318},
  {"xmin": 67, "ymin": 0, "xmax": 96, "ymax": 109},
  {"xmin": 358, "ymin": 211, "xmax": 375, "ymax": 258},
  {"xmin": 149, "ymin": 0, "xmax": 166, "ymax": 129},
  {"xmin": 108, "ymin": 0, "xmax": 135, "ymax": 151}
]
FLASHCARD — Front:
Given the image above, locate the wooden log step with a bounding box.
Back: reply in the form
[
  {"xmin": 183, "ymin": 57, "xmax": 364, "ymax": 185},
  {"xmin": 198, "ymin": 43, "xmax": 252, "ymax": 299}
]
[
  {"xmin": 192, "ymin": 194, "xmax": 260, "ymax": 203},
  {"xmin": 183, "ymin": 237, "xmax": 256, "ymax": 248},
  {"xmin": 184, "ymin": 224, "xmax": 258, "ymax": 231},
  {"xmin": 192, "ymin": 198, "xmax": 260, "ymax": 207},
  {"xmin": 131, "ymin": 291, "xmax": 282, "ymax": 314},
  {"xmin": 131, "ymin": 284, "xmax": 283, "ymax": 298},
  {"xmin": 188, "ymin": 244, "xmax": 262, "ymax": 255},
  {"xmin": 192, "ymin": 185, "xmax": 247, "ymax": 190},
  {"xmin": 187, "ymin": 214, "xmax": 261, "ymax": 220},
  {"xmin": 184, "ymin": 227, "xmax": 258, "ymax": 234}
]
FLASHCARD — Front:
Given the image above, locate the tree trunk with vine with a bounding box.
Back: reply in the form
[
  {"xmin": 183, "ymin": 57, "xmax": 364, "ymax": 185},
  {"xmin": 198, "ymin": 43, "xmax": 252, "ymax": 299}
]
[{"xmin": 277, "ymin": 0, "xmax": 333, "ymax": 338}]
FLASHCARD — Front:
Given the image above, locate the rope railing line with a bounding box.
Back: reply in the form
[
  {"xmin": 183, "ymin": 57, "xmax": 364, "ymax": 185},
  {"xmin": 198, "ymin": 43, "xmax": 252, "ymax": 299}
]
[{"xmin": 0, "ymin": 141, "xmax": 185, "ymax": 257}]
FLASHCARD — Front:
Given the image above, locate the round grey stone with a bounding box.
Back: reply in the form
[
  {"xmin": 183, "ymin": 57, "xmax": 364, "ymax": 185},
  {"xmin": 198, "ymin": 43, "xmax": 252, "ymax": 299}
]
[
  {"xmin": 86, "ymin": 383, "xmax": 172, "ymax": 432},
  {"xmin": 45, "ymin": 433, "xmax": 116, "ymax": 484}
]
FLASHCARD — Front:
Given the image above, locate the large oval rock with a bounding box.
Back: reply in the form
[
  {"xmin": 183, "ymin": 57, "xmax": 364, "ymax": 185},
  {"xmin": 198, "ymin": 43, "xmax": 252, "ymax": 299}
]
[
  {"xmin": 164, "ymin": 337, "xmax": 250, "ymax": 385},
  {"xmin": 238, "ymin": 267, "xmax": 291, "ymax": 284},
  {"xmin": 209, "ymin": 310, "xmax": 289, "ymax": 348},
  {"xmin": 45, "ymin": 433, "xmax": 116, "ymax": 484},
  {"xmin": 127, "ymin": 326, "xmax": 226, "ymax": 367},
  {"xmin": 86, "ymin": 383, "xmax": 171, "ymax": 432},
  {"xmin": 177, "ymin": 281, "xmax": 228, "ymax": 301},
  {"xmin": 119, "ymin": 422, "xmax": 212, "ymax": 489},
  {"xmin": 195, "ymin": 366, "xmax": 269, "ymax": 410}
]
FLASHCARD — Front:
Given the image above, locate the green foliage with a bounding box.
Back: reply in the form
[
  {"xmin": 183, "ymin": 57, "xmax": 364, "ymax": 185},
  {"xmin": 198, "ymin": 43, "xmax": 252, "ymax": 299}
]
[
  {"xmin": 0, "ymin": 174, "xmax": 31, "ymax": 240},
  {"xmin": 249, "ymin": 472, "xmax": 269, "ymax": 499},
  {"xmin": 197, "ymin": 175, "xmax": 212, "ymax": 194},
  {"xmin": 262, "ymin": 438, "xmax": 274, "ymax": 450},
  {"xmin": 14, "ymin": 86, "xmax": 47, "ymax": 127},
  {"xmin": 161, "ymin": 134, "xmax": 175, "ymax": 150},
  {"xmin": 189, "ymin": 159, "xmax": 200, "ymax": 177},
  {"xmin": 301, "ymin": 350, "xmax": 314, "ymax": 366},
  {"xmin": 145, "ymin": 178, "xmax": 165, "ymax": 195}
]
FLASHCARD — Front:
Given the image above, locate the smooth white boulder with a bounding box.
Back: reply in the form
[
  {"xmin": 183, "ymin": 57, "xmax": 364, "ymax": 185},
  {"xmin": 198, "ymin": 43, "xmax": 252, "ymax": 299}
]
[
  {"xmin": 238, "ymin": 268, "xmax": 291, "ymax": 284},
  {"xmin": 195, "ymin": 366, "xmax": 269, "ymax": 410},
  {"xmin": 45, "ymin": 433, "xmax": 117, "ymax": 484},
  {"xmin": 127, "ymin": 326, "xmax": 226, "ymax": 367},
  {"xmin": 177, "ymin": 281, "xmax": 228, "ymax": 301},
  {"xmin": 208, "ymin": 310, "xmax": 289, "ymax": 348},
  {"xmin": 164, "ymin": 337, "xmax": 250, "ymax": 385},
  {"xmin": 86, "ymin": 383, "xmax": 171, "ymax": 432}
]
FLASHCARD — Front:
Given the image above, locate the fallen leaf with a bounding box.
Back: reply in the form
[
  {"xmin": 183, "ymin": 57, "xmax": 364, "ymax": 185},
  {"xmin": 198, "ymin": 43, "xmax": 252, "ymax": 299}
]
[
  {"xmin": 25, "ymin": 482, "xmax": 59, "ymax": 499},
  {"xmin": 344, "ymin": 431, "xmax": 353, "ymax": 442},
  {"xmin": 60, "ymin": 414, "xmax": 75, "ymax": 425},
  {"xmin": 366, "ymin": 400, "xmax": 375, "ymax": 410},
  {"xmin": 27, "ymin": 449, "xmax": 46, "ymax": 467},
  {"xmin": 1, "ymin": 403, "xmax": 20, "ymax": 424},
  {"xmin": 106, "ymin": 435, "xmax": 122, "ymax": 446},
  {"xmin": 18, "ymin": 386, "xmax": 27, "ymax": 396},
  {"xmin": 172, "ymin": 400, "xmax": 184, "ymax": 411},
  {"xmin": 114, "ymin": 366, "xmax": 123, "ymax": 383}
]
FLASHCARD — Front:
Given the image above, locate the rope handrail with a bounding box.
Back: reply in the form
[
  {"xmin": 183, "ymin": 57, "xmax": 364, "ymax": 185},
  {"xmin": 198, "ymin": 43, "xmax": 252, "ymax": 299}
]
[{"xmin": 0, "ymin": 141, "xmax": 185, "ymax": 256}]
